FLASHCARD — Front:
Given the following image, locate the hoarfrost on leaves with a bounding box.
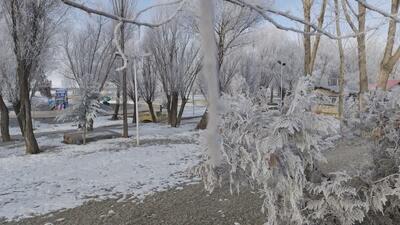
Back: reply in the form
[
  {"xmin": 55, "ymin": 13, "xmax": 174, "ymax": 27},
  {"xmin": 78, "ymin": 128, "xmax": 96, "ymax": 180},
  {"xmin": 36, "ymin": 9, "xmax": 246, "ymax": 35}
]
[
  {"xmin": 197, "ymin": 75, "xmax": 400, "ymax": 225},
  {"xmin": 57, "ymin": 74, "xmax": 105, "ymax": 129}
]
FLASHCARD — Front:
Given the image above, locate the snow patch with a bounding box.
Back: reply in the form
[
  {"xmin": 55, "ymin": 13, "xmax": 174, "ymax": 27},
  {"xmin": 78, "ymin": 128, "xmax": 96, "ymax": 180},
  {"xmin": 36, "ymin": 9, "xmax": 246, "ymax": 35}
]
[{"xmin": 0, "ymin": 136, "xmax": 201, "ymax": 221}]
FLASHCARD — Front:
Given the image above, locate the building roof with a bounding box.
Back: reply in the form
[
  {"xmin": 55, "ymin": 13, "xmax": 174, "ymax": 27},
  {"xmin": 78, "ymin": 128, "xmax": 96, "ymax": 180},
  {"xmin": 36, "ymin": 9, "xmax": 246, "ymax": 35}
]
[
  {"xmin": 314, "ymin": 84, "xmax": 358, "ymax": 96},
  {"xmin": 369, "ymin": 80, "xmax": 400, "ymax": 90},
  {"xmin": 314, "ymin": 86, "xmax": 339, "ymax": 96}
]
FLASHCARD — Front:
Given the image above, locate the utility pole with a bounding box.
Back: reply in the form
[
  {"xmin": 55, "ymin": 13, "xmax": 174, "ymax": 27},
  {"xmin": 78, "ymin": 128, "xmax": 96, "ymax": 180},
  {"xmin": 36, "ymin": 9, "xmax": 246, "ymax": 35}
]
[
  {"xmin": 133, "ymin": 59, "xmax": 139, "ymax": 145},
  {"xmin": 130, "ymin": 51, "xmax": 151, "ymax": 146}
]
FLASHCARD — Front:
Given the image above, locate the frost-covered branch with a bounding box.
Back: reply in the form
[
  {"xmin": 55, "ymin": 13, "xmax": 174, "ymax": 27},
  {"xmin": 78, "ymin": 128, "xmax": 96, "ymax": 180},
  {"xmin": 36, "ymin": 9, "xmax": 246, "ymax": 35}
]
[
  {"xmin": 355, "ymin": 0, "xmax": 400, "ymax": 22},
  {"xmin": 113, "ymin": 21, "xmax": 128, "ymax": 72},
  {"xmin": 62, "ymin": 0, "xmax": 187, "ymax": 85},
  {"xmin": 61, "ymin": 0, "xmax": 187, "ymax": 27},
  {"xmin": 224, "ymin": 0, "xmax": 379, "ymax": 39}
]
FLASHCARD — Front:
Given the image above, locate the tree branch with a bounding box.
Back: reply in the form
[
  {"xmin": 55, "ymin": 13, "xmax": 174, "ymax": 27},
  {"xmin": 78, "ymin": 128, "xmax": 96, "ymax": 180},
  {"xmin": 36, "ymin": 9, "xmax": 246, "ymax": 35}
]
[
  {"xmin": 355, "ymin": 0, "xmax": 400, "ymax": 22},
  {"xmin": 61, "ymin": 0, "xmax": 187, "ymax": 27}
]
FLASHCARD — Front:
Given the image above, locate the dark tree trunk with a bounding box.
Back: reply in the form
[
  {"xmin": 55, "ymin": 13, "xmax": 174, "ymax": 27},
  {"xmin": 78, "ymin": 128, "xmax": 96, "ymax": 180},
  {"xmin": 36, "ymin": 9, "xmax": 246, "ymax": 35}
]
[
  {"xmin": 176, "ymin": 98, "xmax": 188, "ymax": 126},
  {"xmin": 166, "ymin": 94, "xmax": 172, "ymax": 125},
  {"xmin": 122, "ymin": 69, "xmax": 128, "ymax": 137},
  {"xmin": 18, "ymin": 66, "xmax": 40, "ymax": 154},
  {"xmin": 146, "ymin": 101, "xmax": 157, "ymax": 123},
  {"xmin": 196, "ymin": 110, "xmax": 208, "ymax": 130},
  {"xmin": 132, "ymin": 100, "xmax": 137, "ymax": 124},
  {"xmin": 282, "ymin": 88, "xmax": 287, "ymax": 100},
  {"xmin": 82, "ymin": 121, "xmax": 87, "ymax": 145},
  {"xmin": 0, "ymin": 95, "xmax": 11, "ymax": 142},
  {"xmin": 87, "ymin": 118, "xmax": 94, "ymax": 131},
  {"xmin": 111, "ymin": 87, "xmax": 120, "ymax": 120},
  {"xmin": 270, "ymin": 87, "xmax": 274, "ymax": 103},
  {"xmin": 170, "ymin": 92, "xmax": 179, "ymax": 127}
]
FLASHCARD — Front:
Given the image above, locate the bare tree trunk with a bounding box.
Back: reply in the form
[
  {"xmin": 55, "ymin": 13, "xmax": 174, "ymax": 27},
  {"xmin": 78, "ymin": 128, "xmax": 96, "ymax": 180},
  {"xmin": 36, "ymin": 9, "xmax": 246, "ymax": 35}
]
[
  {"xmin": 18, "ymin": 66, "xmax": 40, "ymax": 154},
  {"xmin": 357, "ymin": 3, "xmax": 368, "ymax": 110},
  {"xmin": 132, "ymin": 100, "xmax": 136, "ymax": 124},
  {"xmin": 334, "ymin": 0, "xmax": 345, "ymax": 122},
  {"xmin": 166, "ymin": 94, "xmax": 172, "ymax": 125},
  {"xmin": 176, "ymin": 98, "xmax": 188, "ymax": 126},
  {"xmin": 377, "ymin": 0, "xmax": 400, "ymax": 90},
  {"xmin": 83, "ymin": 120, "xmax": 87, "ymax": 145},
  {"xmin": 309, "ymin": 0, "xmax": 328, "ymax": 74},
  {"xmin": 377, "ymin": 67, "xmax": 392, "ymax": 90},
  {"xmin": 0, "ymin": 95, "xmax": 11, "ymax": 142},
  {"xmin": 146, "ymin": 101, "xmax": 157, "ymax": 122},
  {"xmin": 303, "ymin": 0, "xmax": 328, "ymax": 76},
  {"xmin": 270, "ymin": 87, "xmax": 274, "ymax": 103},
  {"xmin": 170, "ymin": 92, "xmax": 179, "ymax": 127},
  {"xmin": 342, "ymin": 0, "xmax": 368, "ymax": 110},
  {"xmin": 88, "ymin": 118, "xmax": 94, "ymax": 131},
  {"xmin": 111, "ymin": 86, "xmax": 120, "ymax": 120},
  {"xmin": 122, "ymin": 69, "xmax": 128, "ymax": 136},
  {"xmin": 196, "ymin": 110, "xmax": 208, "ymax": 130},
  {"xmin": 303, "ymin": 0, "xmax": 312, "ymax": 76}
]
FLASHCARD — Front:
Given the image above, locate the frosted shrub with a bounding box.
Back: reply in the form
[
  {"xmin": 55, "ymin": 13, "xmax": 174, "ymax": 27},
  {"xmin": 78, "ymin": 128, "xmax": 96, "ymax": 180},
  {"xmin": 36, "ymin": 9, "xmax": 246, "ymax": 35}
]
[
  {"xmin": 197, "ymin": 76, "xmax": 341, "ymax": 225},
  {"xmin": 57, "ymin": 75, "xmax": 104, "ymax": 144},
  {"xmin": 358, "ymin": 89, "xmax": 400, "ymax": 225},
  {"xmin": 306, "ymin": 172, "xmax": 367, "ymax": 225},
  {"xmin": 197, "ymin": 76, "xmax": 400, "ymax": 225}
]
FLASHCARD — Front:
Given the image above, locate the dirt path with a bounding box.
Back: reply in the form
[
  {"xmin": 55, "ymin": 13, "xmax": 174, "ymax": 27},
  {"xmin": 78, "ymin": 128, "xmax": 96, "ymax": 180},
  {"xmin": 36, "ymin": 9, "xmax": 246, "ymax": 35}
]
[
  {"xmin": 319, "ymin": 137, "xmax": 375, "ymax": 175},
  {"xmin": 1, "ymin": 184, "xmax": 265, "ymax": 225}
]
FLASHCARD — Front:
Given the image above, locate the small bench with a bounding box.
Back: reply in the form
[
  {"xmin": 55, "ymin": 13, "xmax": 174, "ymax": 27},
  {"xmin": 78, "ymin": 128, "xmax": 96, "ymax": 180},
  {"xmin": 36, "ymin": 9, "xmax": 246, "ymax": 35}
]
[{"xmin": 64, "ymin": 130, "xmax": 121, "ymax": 145}]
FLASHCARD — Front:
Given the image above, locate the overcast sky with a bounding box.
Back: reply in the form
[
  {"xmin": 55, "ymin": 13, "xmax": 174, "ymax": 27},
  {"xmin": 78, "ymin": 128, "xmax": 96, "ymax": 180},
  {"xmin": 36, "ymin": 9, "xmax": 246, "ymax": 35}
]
[{"xmin": 50, "ymin": 0, "xmax": 392, "ymax": 88}]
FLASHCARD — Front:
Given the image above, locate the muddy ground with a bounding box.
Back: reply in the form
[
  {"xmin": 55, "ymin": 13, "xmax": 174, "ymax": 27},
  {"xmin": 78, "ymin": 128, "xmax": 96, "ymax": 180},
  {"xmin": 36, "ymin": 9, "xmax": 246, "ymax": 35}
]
[{"xmin": 1, "ymin": 184, "xmax": 265, "ymax": 225}]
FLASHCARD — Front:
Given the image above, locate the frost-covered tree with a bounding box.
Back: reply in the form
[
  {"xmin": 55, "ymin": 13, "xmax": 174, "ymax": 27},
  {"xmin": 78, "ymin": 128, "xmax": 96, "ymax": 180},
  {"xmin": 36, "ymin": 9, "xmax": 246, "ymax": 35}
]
[
  {"xmin": 63, "ymin": 17, "xmax": 116, "ymax": 129},
  {"xmin": 240, "ymin": 28, "xmax": 303, "ymax": 99},
  {"xmin": 137, "ymin": 57, "xmax": 158, "ymax": 122},
  {"xmin": 58, "ymin": 74, "xmax": 104, "ymax": 145},
  {"xmin": 0, "ymin": 19, "xmax": 56, "ymax": 141},
  {"xmin": 195, "ymin": 76, "xmax": 338, "ymax": 224},
  {"xmin": 0, "ymin": 59, "xmax": 12, "ymax": 142},
  {"xmin": 126, "ymin": 58, "xmax": 138, "ymax": 124},
  {"xmin": 196, "ymin": 0, "xmax": 260, "ymax": 129},
  {"xmin": 302, "ymin": 0, "xmax": 328, "ymax": 76},
  {"xmin": 59, "ymin": 1, "xmax": 400, "ymax": 224},
  {"xmin": 112, "ymin": 0, "xmax": 136, "ymax": 137},
  {"xmin": 63, "ymin": 18, "xmax": 115, "ymax": 93},
  {"xmin": 0, "ymin": 41, "xmax": 20, "ymax": 138},
  {"xmin": 0, "ymin": 25, "xmax": 13, "ymax": 142},
  {"xmin": 196, "ymin": 76, "xmax": 400, "ymax": 225},
  {"xmin": 1, "ymin": 0, "xmax": 62, "ymax": 154},
  {"xmin": 213, "ymin": 0, "xmax": 260, "ymax": 92},
  {"xmin": 146, "ymin": 14, "xmax": 201, "ymax": 127}
]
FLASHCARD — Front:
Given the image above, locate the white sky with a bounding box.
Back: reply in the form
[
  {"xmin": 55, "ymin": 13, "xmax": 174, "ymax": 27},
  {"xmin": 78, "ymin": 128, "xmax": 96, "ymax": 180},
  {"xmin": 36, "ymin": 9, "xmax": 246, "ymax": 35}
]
[{"xmin": 49, "ymin": 0, "xmax": 393, "ymax": 88}]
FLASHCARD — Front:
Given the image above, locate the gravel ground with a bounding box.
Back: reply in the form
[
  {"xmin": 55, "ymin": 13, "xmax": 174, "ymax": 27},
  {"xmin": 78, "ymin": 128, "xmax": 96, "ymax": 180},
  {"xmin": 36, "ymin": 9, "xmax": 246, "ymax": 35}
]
[
  {"xmin": 0, "ymin": 136, "xmax": 381, "ymax": 225},
  {"xmin": 319, "ymin": 137, "xmax": 375, "ymax": 175},
  {"xmin": 1, "ymin": 184, "xmax": 265, "ymax": 225}
]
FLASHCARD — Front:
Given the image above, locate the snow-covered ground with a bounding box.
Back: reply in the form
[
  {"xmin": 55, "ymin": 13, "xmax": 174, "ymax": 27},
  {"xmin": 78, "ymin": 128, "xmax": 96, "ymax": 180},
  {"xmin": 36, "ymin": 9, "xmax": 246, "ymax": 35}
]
[
  {"xmin": 7, "ymin": 105, "xmax": 206, "ymax": 136},
  {"xmin": 8, "ymin": 116, "xmax": 123, "ymax": 136},
  {"xmin": 0, "ymin": 123, "xmax": 202, "ymax": 221}
]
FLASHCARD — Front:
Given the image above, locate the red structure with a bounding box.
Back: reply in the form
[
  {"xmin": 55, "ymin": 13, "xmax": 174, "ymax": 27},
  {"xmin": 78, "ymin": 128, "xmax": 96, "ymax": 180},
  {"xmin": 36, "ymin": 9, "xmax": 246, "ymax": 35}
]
[{"xmin": 369, "ymin": 80, "xmax": 400, "ymax": 90}]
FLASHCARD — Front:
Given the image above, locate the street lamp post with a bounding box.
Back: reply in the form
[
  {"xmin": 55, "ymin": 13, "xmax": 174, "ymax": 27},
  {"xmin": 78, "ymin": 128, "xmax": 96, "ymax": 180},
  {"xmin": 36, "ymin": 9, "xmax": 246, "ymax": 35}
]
[
  {"xmin": 133, "ymin": 59, "xmax": 139, "ymax": 146},
  {"xmin": 130, "ymin": 53, "xmax": 151, "ymax": 146}
]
